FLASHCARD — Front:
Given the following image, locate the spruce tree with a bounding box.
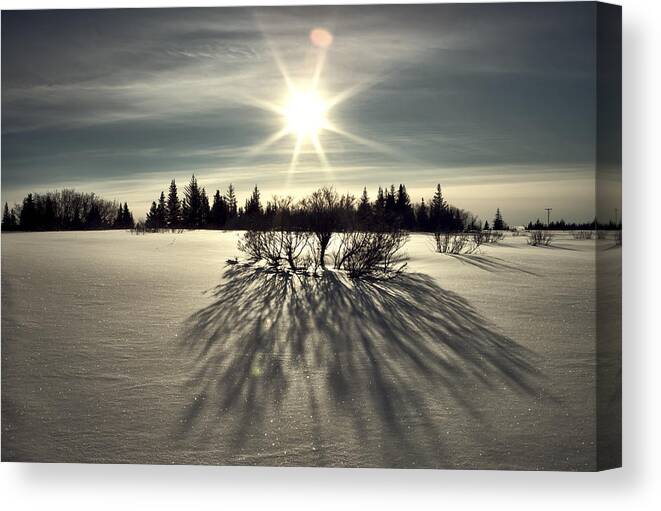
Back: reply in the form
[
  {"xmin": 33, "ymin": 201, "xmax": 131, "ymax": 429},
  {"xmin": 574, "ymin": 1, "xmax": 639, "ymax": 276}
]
[
  {"xmin": 114, "ymin": 206, "xmax": 124, "ymax": 228},
  {"xmin": 2, "ymin": 203, "xmax": 16, "ymax": 230},
  {"xmin": 20, "ymin": 194, "xmax": 37, "ymax": 230},
  {"xmin": 493, "ymin": 208, "xmax": 505, "ymax": 230},
  {"xmin": 225, "ymin": 184, "xmax": 237, "ymax": 219},
  {"xmin": 166, "ymin": 179, "xmax": 181, "ymax": 228},
  {"xmin": 182, "ymin": 175, "xmax": 202, "ymax": 228},
  {"xmin": 146, "ymin": 201, "xmax": 158, "ymax": 228},
  {"xmin": 429, "ymin": 184, "xmax": 447, "ymax": 231},
  {"xmin": 211, "ymin": 190, "xmax": 228, "ymax": 227},
  {"xmin": 122, "ymin": 202, "xmax": 134, "ymax": 228},
  {"xmin": 244, "ymin": 185, "xmax": 262, "ymax": 217},
  {"xmin": 396, "ymin": 184, "xmax": 414, "ymax": 229},
  {"xmin": 156, "ymin": 191, "xmax": 167, "ymax": 228},
  {"xmin": 357, "ymin": 187, "xmax": 371, "ymax": 224},
  {"xmin": 200, "ymin": 188, "xmax": 211, "ymax": 227},
  {"xmin": 416, "ymin": 198, "xmax": 429, "ymax": 232}
]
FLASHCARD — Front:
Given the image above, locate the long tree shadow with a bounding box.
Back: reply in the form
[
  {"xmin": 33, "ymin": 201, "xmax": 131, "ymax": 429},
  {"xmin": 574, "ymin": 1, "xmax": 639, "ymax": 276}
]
[{"xmin": 175, "ymin": 264, "xmax": 546, "ymax": 467}]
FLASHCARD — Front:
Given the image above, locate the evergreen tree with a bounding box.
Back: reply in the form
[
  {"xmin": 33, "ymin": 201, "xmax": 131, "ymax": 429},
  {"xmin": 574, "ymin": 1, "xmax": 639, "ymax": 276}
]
[
  {"xmin": 429, "ymin": 184, "xmax": 448, "ymax": 230},
  {"xmin": 182, "ymin": 175, "xmax": 202, "ymax": 228},
  {"xmin": 20, "ymin": 194, "xmax": 37, "ymax": 230},
  {"xmin": 395, "ymin": 184, "xmax": 415, "ymax": 229},
  {"xmin": 156, "ymin": 191, "xmax": 167, "ymax": 228},
  {"xmin": 357, "ymin": 187, "xmax": 371, "ymax": 224},
  {"xmin": 225, "ymin": 184, "xmax": 238, "ymax": 219},
  {"xmin": 2, "ymin": 202, "xmax": 17, "ymax": 230},
  {"xmin": 120, "ymin": 202, "xmax": 134, "ymax": 228},
  {"xmin": 484, "ymin": 220, "xmax": 490, "ymax": 230},
  {"xmin": 200, "ymin": 188, "xmax": 211, "ymax": 227},
  {"xmin": 493, "ymin": 208, "xmax": 506, "ymax": 230},
  {"xmin": 145, "ymin": 201, "xmax": 159, "ymax": 228},
  {"xmin": 114, "ymin": 206, "xmax": 124, "ymax": 228},
  {"xmin": 244, "ymin": 185, "xmax": 263, "ymax": 217},
  {"xmin": 374, "ymin": 186, "xmax": 385, "ymax": 215},
  {"xmin": 415, "ymin": 198, "xmax": 429, "ymax": 232},
  {"xmin": 166, "ymin": 179, "xmax": 181, "ymax": 228},
  {"xmin": 211, "ymin": 190, "xmax": 228, "ymax": 228}
]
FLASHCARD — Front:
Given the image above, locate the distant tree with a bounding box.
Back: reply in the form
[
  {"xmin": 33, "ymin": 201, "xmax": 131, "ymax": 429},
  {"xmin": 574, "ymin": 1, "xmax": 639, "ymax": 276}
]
[
  {"xmin": 182, "ymin": 175, "xmax": 203, "ymax": 228},
  {"xmin": 2, "ymin": 202, "xmax": 17, "ymax": 231},
  {"xmin": 374, "ymin": 186, "xmax": 385, "ymax": 219},
  {"xmin": 200, "ymin": 188, "xmax": 211, "ymax": 227},
  {"xmin": 119, "ymin": 202, "xmax": 134, "ymax": 228},
  {"xmin": 357, "ymin": 187, "xmax": 372, "ymax": 225},
  {"xmin": 244, "ymin": 185, "xmax": 263, "ymax": 218},
  {"xmin": 395, "ymin": 184, "xmax": 415, "ymax": 229},
  {"xmin": 166, "ymin": 179, "xmax": 181, "ymax": 228},
  {"xmin": 384, "ymin": 184, "xmax": 397, "ymax": 225},
  {"xmin": 210, "ymin": 190, "xmax": 228, "ymax": 228},
  {"xmin": 156, "ymin": 191, "xmax": 167, "ymax": 228},
  {"xmin": 20, "ymin": 194, "xmax": 38, "ymax": 230},
  {"xmin": 415, "ymin": 198, "xmax": 430, "ymax": 231},
  {"xmin": 493, "ymin": 208, "xmax": 506, "ymax": 230},
  {"xmin": 484, "ymin": 220, "xmax": 490, "ymax": 230},
  {"xmin": 114, "ymin": 206, "xmax": 124, "ymax": 228},
  {"xmin": 225, "ymin": 184, "xmax": 238, "ymax": 220},
  {"xmin": 145, "ymin": 201, "xmax": 159, "ymax": 228},
  {"xmin": 86, "ymin": 203, "xmax": 103, "ymax": 229},
  {"xmin": 429, "ymin": 184, "xmax": 448, "ymax": 231}
]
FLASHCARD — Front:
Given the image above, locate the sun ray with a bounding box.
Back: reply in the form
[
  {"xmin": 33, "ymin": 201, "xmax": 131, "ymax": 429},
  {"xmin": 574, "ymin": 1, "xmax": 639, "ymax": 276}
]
[
  {"xmin": 325, "ymin": 123, "xmax": 401, "ymax": 158},
  {"xmin": 310, "ymin": 132, "xmax": 330, "ymax": 171},
  {"xmin": 247, "ymin": 127, "xmax": 290, "ymax": 157},
  {"xmin": 287, "ymin": 136, "xmax": 303, "ymax": 178}
]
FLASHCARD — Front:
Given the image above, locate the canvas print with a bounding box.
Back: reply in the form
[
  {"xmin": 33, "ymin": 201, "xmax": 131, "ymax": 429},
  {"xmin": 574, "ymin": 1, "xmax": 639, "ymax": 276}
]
[{"xmin": 1, "ymin": 2, "xmax": 621, "ymax": 470}]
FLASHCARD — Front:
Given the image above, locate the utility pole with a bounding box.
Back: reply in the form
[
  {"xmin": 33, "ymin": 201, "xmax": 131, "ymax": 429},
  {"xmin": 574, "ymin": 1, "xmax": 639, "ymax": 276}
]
[
  {"xmin": 544, "ymin": 208, "xmax": 552, "ymax": 228},
  {"xmin": 614, "ymin": 207, "xmax": 619, "ymax": 227}
]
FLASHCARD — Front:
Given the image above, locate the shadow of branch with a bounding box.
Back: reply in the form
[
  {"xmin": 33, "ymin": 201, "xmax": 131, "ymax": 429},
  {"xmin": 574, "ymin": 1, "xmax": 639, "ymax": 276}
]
[{"xmin": 175, "ymin": 264, "xmax": 545, "ymax": 465}]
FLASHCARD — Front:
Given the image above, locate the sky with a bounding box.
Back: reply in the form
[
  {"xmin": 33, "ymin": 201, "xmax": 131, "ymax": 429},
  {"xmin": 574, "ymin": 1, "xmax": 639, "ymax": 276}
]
[{"xmin": 1, "ymin": 3, "xmax": 620, "ymax": 225}]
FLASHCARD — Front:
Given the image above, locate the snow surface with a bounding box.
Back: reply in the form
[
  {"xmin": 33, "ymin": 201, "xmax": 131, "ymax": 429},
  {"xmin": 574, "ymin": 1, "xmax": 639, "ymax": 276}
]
[{"xmin": 1, "ymin": 230, "xmax": 621, "ymax": 469}]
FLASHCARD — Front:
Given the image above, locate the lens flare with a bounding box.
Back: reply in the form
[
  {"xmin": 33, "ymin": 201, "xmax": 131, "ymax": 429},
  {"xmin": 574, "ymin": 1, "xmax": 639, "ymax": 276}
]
[{"xmin": 309, "ymin": 27, "xmax": 333, "ymax": 49}]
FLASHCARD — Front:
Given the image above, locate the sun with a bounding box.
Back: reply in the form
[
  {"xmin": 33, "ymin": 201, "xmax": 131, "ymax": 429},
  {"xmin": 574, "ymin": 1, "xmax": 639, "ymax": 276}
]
[
  {"xmin": 244, "ymin": 26, "xmax": 389, "ymax": 182},
  {"xmin": 283, "ymin": 90, "xmax": 328, "ymax": 139}
]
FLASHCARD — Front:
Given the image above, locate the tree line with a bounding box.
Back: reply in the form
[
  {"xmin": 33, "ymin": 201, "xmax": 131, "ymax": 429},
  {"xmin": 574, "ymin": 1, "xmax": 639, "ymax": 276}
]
[
  {"xmin": 143, "ymin": 175, "xmax": 489, "ymax": 233},
  {"xmin": 2, "ymin": 189, "xmax": 135, "ymax": 231},
  {"xmin": 526, "ymin": 218, "xmax": 621, "ymax": 231}
]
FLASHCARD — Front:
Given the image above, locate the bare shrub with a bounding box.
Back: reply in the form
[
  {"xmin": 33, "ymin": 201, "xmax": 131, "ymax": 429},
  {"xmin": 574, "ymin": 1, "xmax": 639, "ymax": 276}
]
[
  {"xmin": 527, "ymin": 229, "xmax": 554, "ymax": 246},
  {"xmin": 299, "ymin": 187, "xmax": 354, "ymax": 268},
  {"xmin": 489, "ymin": 231, "xmax": 505, "ymax": 243},
  {"xmin": 596, "ymin": 230, "xmax": 608, "ymax": 240},
  {"xmin": 333, "ymin": 229, "xmax": 409, "ymax": 278},
  {"xmin": 434, "ymin": 232, "xmax": 476, "ymax": 254},
  {"xmin": 471, "ymin": 230, "xmax": 489, "ymax": 249},
  {"xmin": 237, "ymin": 227, "xmax": 311, "ymax": 272},
  {"xmin": 572, "ymin": 230, "xmax": 594, "ymax": 240},
  {"xmin": 615, "ymin": 230, "xmax": 622, "ymax": 246},
  {"xmin": 238, "ymin": 230, "xmax": 284, "ymax": 267},
  {"xmin": 279, "ymin": 229, "xmax": 311, "ymax": 271}
]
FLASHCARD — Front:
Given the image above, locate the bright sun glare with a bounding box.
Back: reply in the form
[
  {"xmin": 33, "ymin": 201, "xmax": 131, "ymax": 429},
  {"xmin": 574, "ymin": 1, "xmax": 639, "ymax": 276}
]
[
  {"xmin": 284, "ymin": 91, "xmax": 328, "ymax": 138},
  {"xmin": 245, "ymin": 27, "xmax": 388, "ymax": 185}
]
